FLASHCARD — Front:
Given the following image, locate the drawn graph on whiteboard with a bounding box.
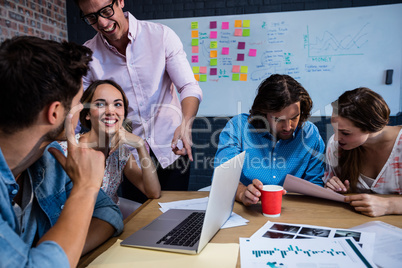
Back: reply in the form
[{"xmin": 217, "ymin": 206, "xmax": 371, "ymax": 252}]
[{"xmin": 305, "ymin": 23, "xmax": 369, "ymax": 57}]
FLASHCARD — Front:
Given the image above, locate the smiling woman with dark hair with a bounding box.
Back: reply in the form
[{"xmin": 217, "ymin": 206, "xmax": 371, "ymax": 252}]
[{"xmin": 324, "ymin": 87, "xmax": 402, "ymax": 217}]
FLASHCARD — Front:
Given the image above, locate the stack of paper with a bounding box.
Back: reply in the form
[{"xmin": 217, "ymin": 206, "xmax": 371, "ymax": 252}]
[
  {"xmin": 240, "ymin": 221, "xmax": 377, "ymax": 268},
  {"xmin": 159, "ymin": 197, "xmax": 249, "ymax": 228}
]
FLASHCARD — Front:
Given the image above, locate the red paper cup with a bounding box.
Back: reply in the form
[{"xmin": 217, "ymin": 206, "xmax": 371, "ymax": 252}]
[{"xmin": 260, "ymin": 185, "xmax": 283, "ymax": 217}]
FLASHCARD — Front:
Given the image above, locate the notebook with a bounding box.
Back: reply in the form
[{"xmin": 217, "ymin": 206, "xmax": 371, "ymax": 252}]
[{"xmin": 120, "ymin": 151, "xmax": 246, "ymax": 254}]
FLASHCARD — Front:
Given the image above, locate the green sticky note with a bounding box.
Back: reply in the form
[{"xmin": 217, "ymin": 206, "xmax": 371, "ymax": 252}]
[
  {"xmin": 192, "ymin": 66, "xmax": 200, "ymax": 73},
  {"xmin": 191, "ymin": 39, "xmax": 199, "ymax": 46},
  {"xmin": 232, "ymin": 73, "xmax": 240, "ymax": 81},
  {"xmin": 200, "ymin": 74, "xmax": 207, "ymax": 82},
  {"xmin": 242, "ymin": 29, "xmax": 250, "ymax": 36},
  {"xmin": 240, "ymin": 66, "xmax": 248, "ymax": 73},
  {"xmin": 191, "ymin": 21, "xmax": 198, "ymax": 29},
  {"xmin": 243, "ymin": 20, "xmax": 250, "ymax": 27},
  {"xmin": 210, "ymin": 58, "xmax": 217, "ymax": 66},
  {"xmin": 210, "ymin": 41, "xmax": 218, "ymax": 49}
]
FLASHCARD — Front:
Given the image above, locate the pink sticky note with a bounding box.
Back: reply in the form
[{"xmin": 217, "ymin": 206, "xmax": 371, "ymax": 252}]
[
  {"xmin": 192, "ymin": 46, "xmax": 199, "ymax": 53},
  {"xmin": 234, "ymin": 29, "xmax": 242, "ymax": 36},
  {"xmin": 210, "ymin": 68, "xmax": 217, "ymax": 75},
  {"xmin": 238, "ymin": 42, "xmax": 246, "ymax": 49},
  {"xmin": 249, "ymin": 49, "xmax": 257, "ymax": 57},
  {"xmin": 210, "ymin": 21, "xmax": 217, "ymax": 29},
  {"xmin": 200, "ymin": 66, "xmax": 207, "ymax": 74},
  {"xmin": 237, "ymin": 54, "xmax": 245, "ymax": 61},
  {"xmin": 210, "ymin": 31, "xmax": 218, "ymax": 39},
  {"xmin": 222, "ymin": 22, "xmax": 229, "ymax": 29},
  {"xmin": 222, "ymin": 47, "xmax": 229, "ymax": 55},
  {"xmin": 191, "ymin": 55, "xmax": 199, "ymax": 63},
  {"xmin": 232, "ymin": 65, "xmax": 240, "ymax": 73}
]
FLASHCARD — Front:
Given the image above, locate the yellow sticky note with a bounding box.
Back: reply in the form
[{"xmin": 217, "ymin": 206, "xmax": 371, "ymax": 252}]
[
  {"xmin": 240, "ymin": 66, "xmax": 248, "ymax": 73},
  {"xmin": 210, "ymin": 58, "xmax": 217, "ymax": 66},
  {"xmin": 240, "ymin": 74, "xmax": 248, "ymax": 81},
  {"xmin": 232, "ymin": 73, "xmax": 240, "ymax": 81},
  {"xmin": 191, "ymin": 30, "xmax": 198, "ymax": 38},
  {"xmin": 194, "ymin": 74, "xmax": 200, "ymax": 81},
  {"xmin": 210, "ymin": 50, "xmax": 218, "ymax": 58},
  {"xmin": 191, "ymin": 21, "xmax": 198, "ymax": 29},
  {"xmin": 234, "ymin": 20, "xmax": 242, "ymax": 27},
  {"xmin": 210, "ymin": 41, "xmax": 218, "ymax": 49},
  {"xmin": 192, "ymin": 66, "xmax": 200, "ymax": 73},
  {"xmin": 200, "ymin": 74, "xmax": 207, "ymax": 82},
  {"xmin": 243, "ymin": 20, "xmax": 250, "ymax": 27}
]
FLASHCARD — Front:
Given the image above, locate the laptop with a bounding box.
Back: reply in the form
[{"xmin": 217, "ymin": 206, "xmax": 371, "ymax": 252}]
[{"xmin": 120, "ymin": 151, "xmax": 246, "ymax": 254}]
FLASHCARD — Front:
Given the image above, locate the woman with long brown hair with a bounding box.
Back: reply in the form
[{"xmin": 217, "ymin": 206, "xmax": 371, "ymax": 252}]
[{"xmin": 324, "ymin": 87, "xmax": 402, "ymax": 216}]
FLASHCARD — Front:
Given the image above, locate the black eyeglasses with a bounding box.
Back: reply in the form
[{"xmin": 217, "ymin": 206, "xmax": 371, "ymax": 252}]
[{"xmin": 81, "ymin": 0, "xmax": 116, "ymax": 25}]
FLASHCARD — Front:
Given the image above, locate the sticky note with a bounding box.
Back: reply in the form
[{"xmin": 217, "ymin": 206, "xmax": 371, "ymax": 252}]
[
  {"xmin": 240, "ymin": 74, "xmax": 248, "ymax": 81},
  {"xmin": 234, "ymin": 29, "xmax": 242, "ymax": 36},
  {"xmin": 210, "ymin": 58, "xmax": 217, "ymax": 66},
  {"xmin": 191, "ymin": 55, "xmax": 199, "ymax": 63},
  {"xmin": 243, "ymin": 20, "xmax": 250, "ymax": 27},
  {"xmin": 191, "ymin": 22, "xmax": 198, "ymax": 29},
  {"xmin": 192, "ymin": 66, "xmax": 200, "ymax": 73},
  {"xmin": 237, "ymin": 54, "xmax": 245, "ymax": 61},
  {"xmin": 210, "ymin": 50, "xmax": 217, "ymax": 58},
  {"xmin": 191, "ymin": 30, "xmax": 198, "ymax": 38},
  {"xmin": 210, "ymin": 31, "xmax": 218, "ymax": 39},
  {"xmin": 200, "ymin": 66, "xmax": 207, "ymax": 74},
  {"xmin": 192, "ymin": 46, "xmax": 199, "ymax": 53},
  {"xmin": 222, "ymin": 47, "xmax": 229, "ymax": 55},
  {"xmin": 232, "ymin": 73, "xmax": 240, "ymax": 81},
  {"xmin": 222, "ymin": 22, "xmax": 229, "ymax": 29},
  {"xmin": 200, "ymin": 74, "xmax": 207, "ymax": 82},
  {"xmin": 249, "ymin": 49, "xmax": 257, "ymax": 57},
  {"xmin": 191, "ymin": 39, "xmax": 198, "ymax": 46},
  {"xmin": 234, "ymin": 20, "xmax": 242, "ymax": 27},
  {"xmin": 240, "ymin": 66, "xmax": 248, "ymax": 73},
  {"xmin": 242, "ymin": 29, "xmax": 250, "ymax": 36},
  {"xmin": 210, "ymin": 41, "xmax": 218, "ymax": 49},
  {"xmin": 194, "ymin": 74, "xmax": 200, "ymax": 81},
  {"xmin": 210, "ymin": 68, "xmax": 217, "ymax": 75},
  {"xmin": 210, "ymin": 21, "xmax": 217, "ymax": 29},
  {"xmin": 232, "ymin": 65, "xmax": 240, "ymax": 73},
  {"xmin": 238, "ymin": 42, "xmax": 245, "ymax": 49}
]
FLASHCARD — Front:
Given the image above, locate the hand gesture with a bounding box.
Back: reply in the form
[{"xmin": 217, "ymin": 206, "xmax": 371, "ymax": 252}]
[
  {"xmin": 171, "ymin": 123, "xmax": 193, "ymax": 161},
  {"xmin": 109, "ymin": 127, "xmax": 145, "ymax": 154},
  {"xmin": 325, "ymin": 176, "xmax": 350, "ymax": 193},
  {"xmin": 345, "ymin": 194, "xmax": 390, "ymax": 217}
]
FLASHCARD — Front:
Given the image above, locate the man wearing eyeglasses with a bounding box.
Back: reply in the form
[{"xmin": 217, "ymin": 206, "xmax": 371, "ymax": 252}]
[{"xmin": 73, "ymin": 0, "xmax": 203, "ymax": 198}]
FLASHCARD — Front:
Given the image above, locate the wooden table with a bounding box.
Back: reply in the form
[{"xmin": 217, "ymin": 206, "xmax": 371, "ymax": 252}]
[{"xmin": 78, "ymin": 191, "xmax": 402, "ymax": 267}]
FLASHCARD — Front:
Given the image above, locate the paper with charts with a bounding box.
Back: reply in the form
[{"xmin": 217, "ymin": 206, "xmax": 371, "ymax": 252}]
[
  {"xmin": 239, "ymin": 237, "xmax": 377, "ymax": 268},
  {"xmin": 283, "ymin": 174, "xmax": 346, "ymax": 202}
]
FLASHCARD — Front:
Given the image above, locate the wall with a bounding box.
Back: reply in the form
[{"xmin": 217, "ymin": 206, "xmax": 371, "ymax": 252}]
[{"xmin": 0, "ymin": 0, "xmax": 67, "ymax": 43}]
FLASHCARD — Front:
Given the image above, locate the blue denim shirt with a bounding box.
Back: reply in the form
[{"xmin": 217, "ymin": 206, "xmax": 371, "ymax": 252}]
[
  {"xmin": 0, "ymin": 142, "xmax": 124, "ymax": 267},
  {"xmin": 215, "ymin": 113, "xmax": 325, "ymax": 187}
]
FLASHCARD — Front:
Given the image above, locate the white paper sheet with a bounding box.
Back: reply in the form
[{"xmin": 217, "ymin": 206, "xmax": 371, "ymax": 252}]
[
  {"xmin": 351, "ymin": 221, "xmax": 402, "ymax": 268},
  {"xmin": 283, "ymin": 174, "xmax": 346, "ymax": 202},
  {"xmin": 239, "ymin": 237, "xmax": 377, "ymax": 268},
  {"xmin": 158, "ymin": 197, "xmax": 249, "ymax": 228}
]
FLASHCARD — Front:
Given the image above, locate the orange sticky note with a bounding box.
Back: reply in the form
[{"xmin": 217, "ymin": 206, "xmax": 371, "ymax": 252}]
[
  {"xmin": 234, "ymin": 20, "xmax": 242, "ymax": 27},
  {"xmin": 194, "ymin": 74, "xmax": 200, "ymax": 81},
  {"xmin": 210, "ymin": 50, "xmax": 218, "ymax": 58},
  {"xmin": 191, "ymin": 30, "xmax": 198, "ymax": 38},
  {"xmin": 240, "ymin": 74, "xmax": 248, "ymax": 81}
]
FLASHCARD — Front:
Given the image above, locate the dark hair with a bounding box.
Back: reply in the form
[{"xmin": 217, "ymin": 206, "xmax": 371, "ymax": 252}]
[
  {"xmin": 332, "ymin": 87, "xmax": 390, "ymax": 192},
  {"xmin": 0, "ymin": 36, "xmax": 92, "ymax": 134},
  {"xmin": 80, "ymin": 80, "xmax": 130, "ymax": 131},
  {"xmin": 248, "ymin": 74, "xmax": 312, "ymax": 129}
]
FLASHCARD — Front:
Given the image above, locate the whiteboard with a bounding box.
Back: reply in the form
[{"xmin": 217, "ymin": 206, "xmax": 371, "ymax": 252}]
[{"xmin": 153, "ymin": 4, "xmax": 402, "ymax": 116}]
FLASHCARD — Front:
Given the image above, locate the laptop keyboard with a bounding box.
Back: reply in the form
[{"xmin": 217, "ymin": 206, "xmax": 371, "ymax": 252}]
[{"xmin": 156, "ymin": 212, "xmax": 205, "ymax": 247}]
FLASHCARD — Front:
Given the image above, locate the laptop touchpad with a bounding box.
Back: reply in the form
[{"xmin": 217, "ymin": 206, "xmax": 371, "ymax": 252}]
[{"xmin": 144, "ymin": 219, "xmax": 177, "ymax": 231}]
